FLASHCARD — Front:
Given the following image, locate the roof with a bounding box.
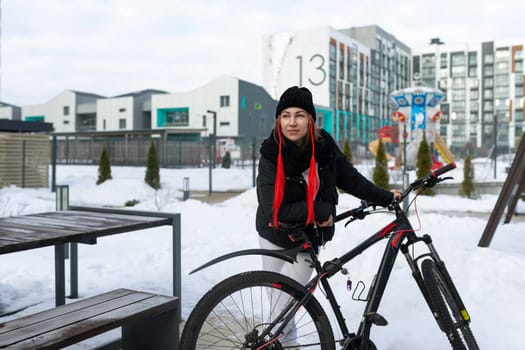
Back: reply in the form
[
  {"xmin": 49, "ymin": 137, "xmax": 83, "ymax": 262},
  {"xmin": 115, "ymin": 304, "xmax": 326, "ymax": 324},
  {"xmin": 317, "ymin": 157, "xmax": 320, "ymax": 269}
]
[
  {"xmin": 0, "ymin": 119, "xmax": 54, "ymax": 133},
  {"xmin": 112, "ymin": 89, "xmax": 170, "ymax": 98}
]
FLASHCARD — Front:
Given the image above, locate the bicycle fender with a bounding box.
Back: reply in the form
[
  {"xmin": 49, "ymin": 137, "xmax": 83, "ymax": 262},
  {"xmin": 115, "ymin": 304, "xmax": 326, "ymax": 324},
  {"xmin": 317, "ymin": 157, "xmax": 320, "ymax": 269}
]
[{"xmin": 189, "ymin": 247, "xmax": 301, "ymax": 274}]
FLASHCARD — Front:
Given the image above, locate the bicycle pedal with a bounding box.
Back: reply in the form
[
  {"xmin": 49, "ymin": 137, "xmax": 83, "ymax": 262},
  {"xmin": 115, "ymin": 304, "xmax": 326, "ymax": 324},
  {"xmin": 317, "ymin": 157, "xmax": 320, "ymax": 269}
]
[{"xmin": 365, "ymin": 312, "xmax": 388, "ymax": 326}]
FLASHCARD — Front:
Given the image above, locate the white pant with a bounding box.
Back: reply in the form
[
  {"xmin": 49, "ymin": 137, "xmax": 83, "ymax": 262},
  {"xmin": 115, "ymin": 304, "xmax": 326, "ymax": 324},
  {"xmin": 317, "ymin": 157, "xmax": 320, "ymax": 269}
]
[
  {"xmin": 258, "ymin": 237, "xmax": 315, "ymax": 346},
  {"xmin": 259, "ymin": 237, "xmax": 314, "ymax": 285}
]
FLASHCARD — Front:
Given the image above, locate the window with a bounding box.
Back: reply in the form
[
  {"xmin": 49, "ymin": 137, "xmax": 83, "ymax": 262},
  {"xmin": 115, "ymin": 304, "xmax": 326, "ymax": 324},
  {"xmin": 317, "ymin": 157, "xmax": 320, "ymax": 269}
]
[
  {"xmin": 451, "ymin": 52, "xmax": 466, "ymax": 66},
  {"xmin": 515, "ymin": 85, "xmax": 523, "ymax": 97},
  {"xmin": 220, "ymin": 95, "xmax": 230, "ymax": 107},
  {"xmin": 219, "ymin": 121, "xmax": 230, "ymax": 126},
  {"xmin": 495, "ymin": 61, "xmax": 509, "ymax": 74},
  {"xmin": 452, "ymin": 101, "xmax": 465, "ymax": 111},
  {"xmin": 103, "ymin": 120, "xmax": 106, "ymax": 130},
  {"xmin": 515, "ymin": 61, "xmax": 523, "ymax": 73},
  {"xmin": 495, "ymin": 48, "xmax": 510, "ymax": 60},
  {"xmin": 452, "ymin": 78, "xmax": 465, "ymax": 88},
  {"xmin": 470, "ymin": 100, "xmax": 479, "ymax": 112},
  {"xmin": 119, "ymin": 108, "xmax": 126, "ymax": 113},
  {"xmin": 166, "ymin": 111, "xmax": 188, "ymax": 126},
  {"xmin": 494, "ymin": 74, "xmax": 509, "ymax": 86},
  {"xmin": 494, "ymin": 86, "xmax": 509, "ymax": 99},
  {"xmin": 468, "ymin": 52, "xmax": 477, "ymax": 65},
  {"xmin": 452, "ymin": 90, "xmax": 466, "ymax": 101},
  {"xmin": 451, "ymin": 65, "xmax": 466, "ymax": 77},
  {"xmin": 63, "ymin": 120, "xmax": 70, "ymax": 124},
  {"xmin": 119, "ymin": 118, "xmax": 126, "ymax": 129},
  {"xmin": 339, "ymin": 44, "xmax": 345, "ymax": 80},
  {"xmin": 25, "ymin": 115, "xmax": 45, "ymax": 122},
  {"xmin": 157, "ymin": 107, "xmax": 189, "ymax": 127},
  {"xmin": 440, "ymin": 53, "xmax": 447, "ymax": 68},
  {"xmin": 63, "ymin": 106, "xmax": 70, "ymax": 116}
]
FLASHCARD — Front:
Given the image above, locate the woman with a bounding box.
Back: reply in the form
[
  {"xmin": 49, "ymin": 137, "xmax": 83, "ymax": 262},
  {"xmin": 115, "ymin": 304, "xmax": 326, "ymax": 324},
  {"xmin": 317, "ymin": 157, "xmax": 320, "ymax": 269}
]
[{"xmin": 256, "ymin": 86, "xmax": 401, "ymax": 285}]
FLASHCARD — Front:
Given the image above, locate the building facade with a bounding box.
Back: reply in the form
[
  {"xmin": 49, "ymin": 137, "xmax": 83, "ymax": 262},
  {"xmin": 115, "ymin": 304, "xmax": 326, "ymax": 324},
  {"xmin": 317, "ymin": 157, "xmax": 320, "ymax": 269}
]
[
  {"xmin": 97, "ymin": 89, "xmax": 168, "ymax": 131},
  {"xmin": 152, "ymin": 76, "xmax": 276, "ymax": 142},
  {"xmin": 0, "ymin": 103, "xmax": 21, "ymax": 120},
  {"xmin": 413, "ymin": 40, "xmax": 524, "ymax": 155},
  {"xmin": 21, "ymin": 90, "xmax": 103, "ymax": 132},
  {"xmin": 262, "ymin": 25, "xmax": 411, "ymax": 150}
]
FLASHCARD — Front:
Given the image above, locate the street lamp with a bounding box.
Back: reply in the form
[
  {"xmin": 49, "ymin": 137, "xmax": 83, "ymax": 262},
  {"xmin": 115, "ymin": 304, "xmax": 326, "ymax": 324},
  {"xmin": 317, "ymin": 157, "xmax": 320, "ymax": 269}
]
[
  {"xmin": 429, "ymin": 38, "xmax": 444, "ymax": 89},
  {"xmin": 493, "ymin": 113, "xmax": 498, "ymax": 179},
  {"xmin": 206, "ymin": 110, "xmax": 217, "ymax": 196}
]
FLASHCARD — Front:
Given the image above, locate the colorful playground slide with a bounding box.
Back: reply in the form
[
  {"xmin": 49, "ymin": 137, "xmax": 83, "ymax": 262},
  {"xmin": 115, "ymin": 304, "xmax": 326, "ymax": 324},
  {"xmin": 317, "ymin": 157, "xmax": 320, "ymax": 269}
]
[
  {"xmin": 433, "ymin": 133, "xmax": 455, "ymax": 164},
  {"xmin": 368, "ymin": 139, "xmax": 392, "ymax": 161}
]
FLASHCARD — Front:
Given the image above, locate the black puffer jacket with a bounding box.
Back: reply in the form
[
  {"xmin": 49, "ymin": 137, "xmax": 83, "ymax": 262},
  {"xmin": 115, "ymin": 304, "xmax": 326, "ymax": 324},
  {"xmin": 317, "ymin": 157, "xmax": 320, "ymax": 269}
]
[{"xmin": 256, "ymin": 129, "xmax": 393, "ymax": 250}]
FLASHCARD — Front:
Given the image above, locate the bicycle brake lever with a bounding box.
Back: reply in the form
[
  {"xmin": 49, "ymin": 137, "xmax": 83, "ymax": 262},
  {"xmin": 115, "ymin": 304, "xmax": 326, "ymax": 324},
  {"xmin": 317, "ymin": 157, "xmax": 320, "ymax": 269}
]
[{"xmin": 344, "ymin": 217, "xmax": 355, "ymax": 227}]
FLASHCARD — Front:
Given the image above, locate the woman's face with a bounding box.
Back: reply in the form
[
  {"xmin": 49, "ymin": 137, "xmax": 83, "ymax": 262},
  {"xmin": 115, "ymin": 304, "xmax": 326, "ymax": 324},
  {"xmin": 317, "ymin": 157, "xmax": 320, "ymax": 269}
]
[{"xmin": 279, "ymin": 107, "xmax": 310, "ymax": 144}]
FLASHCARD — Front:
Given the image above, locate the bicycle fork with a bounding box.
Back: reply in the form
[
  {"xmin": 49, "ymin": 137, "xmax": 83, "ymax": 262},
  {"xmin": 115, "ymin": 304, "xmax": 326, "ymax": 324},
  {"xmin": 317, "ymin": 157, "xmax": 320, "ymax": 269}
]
[{"xmin": 401, "ymin": 234, "xmax": 472, "ymax": 328}]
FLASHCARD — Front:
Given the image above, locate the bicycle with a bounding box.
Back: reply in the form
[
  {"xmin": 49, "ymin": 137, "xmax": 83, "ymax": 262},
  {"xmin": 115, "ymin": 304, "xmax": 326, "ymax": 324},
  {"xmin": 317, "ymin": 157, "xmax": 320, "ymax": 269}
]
[{"xmin": 180, "ymin": 163, "xmax": 479, "ymax": 349}]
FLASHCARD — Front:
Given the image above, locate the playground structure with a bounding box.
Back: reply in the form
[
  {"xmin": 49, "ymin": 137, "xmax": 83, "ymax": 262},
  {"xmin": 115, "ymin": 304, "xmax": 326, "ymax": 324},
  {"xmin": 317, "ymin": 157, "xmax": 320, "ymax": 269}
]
[{"xmin": 369, "ymin": 81, "xmax": 455, "ymax": 169}]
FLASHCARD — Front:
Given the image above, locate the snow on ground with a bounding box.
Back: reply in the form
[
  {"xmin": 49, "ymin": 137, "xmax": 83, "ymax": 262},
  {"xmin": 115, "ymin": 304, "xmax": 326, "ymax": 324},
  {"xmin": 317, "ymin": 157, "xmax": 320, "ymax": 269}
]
[{"xmin": 0, "ymin": 160, "xmax": 523, "ymax": 349}]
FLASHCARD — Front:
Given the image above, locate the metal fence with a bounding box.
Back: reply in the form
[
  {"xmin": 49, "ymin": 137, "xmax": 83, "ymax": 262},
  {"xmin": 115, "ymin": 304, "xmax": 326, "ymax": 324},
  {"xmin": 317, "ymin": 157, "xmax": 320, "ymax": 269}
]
[
  {"xmin": 51, "ymin": 132, "xmax": 374, "ymax": 168},
  {"xmin": 54, "ymin": 135, "xmax": 207, "ymax": 168}
]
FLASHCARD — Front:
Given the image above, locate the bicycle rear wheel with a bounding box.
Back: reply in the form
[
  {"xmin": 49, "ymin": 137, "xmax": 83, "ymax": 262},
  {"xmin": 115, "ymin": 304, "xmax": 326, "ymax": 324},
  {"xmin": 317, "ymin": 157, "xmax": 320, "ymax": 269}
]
[
  {"xmin": 180, "ymin": 270, "xmax": 335, "ymax": 349},
  {"xmin": 422, "ymin": 259, "xmax": 479, "ymax": 350}
]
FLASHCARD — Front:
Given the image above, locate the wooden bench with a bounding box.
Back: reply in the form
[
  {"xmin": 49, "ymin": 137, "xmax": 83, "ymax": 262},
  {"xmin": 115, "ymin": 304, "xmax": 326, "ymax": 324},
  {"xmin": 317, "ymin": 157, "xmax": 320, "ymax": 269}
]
[{"xmin": 0, "ymin": 289, "xmax": 179, "ymax": 350}]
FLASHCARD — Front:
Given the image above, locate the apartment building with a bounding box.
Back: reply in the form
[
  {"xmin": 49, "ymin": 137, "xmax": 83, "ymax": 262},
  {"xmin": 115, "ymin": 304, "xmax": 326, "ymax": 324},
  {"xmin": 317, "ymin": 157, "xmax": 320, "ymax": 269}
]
[
  {"xmin": 262, "ymin": 25, "xmax": 411, "ymax": 147},
  {"xmin": 413, "ymin": 39, "xmax": 524, "ymax": 155}
]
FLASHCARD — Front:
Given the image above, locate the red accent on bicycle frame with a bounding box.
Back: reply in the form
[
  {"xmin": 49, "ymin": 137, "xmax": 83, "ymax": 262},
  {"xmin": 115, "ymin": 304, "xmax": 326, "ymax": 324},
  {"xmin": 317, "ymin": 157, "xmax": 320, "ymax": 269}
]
[
  {"xmin": 271, "ymin": 283, "xmax": 282, "ymax": 289},
  {"xmin": 303, "ymin": 242, "xmax": 310, "ymax": 250},
  {"xmin": 377, "ymin": 222, "xmax": 397, "ymax": 238}
]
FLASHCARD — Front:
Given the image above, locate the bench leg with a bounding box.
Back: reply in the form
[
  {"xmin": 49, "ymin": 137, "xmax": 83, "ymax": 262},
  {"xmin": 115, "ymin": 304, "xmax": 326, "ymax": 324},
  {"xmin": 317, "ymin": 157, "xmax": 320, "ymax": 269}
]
[
  {"xmin": 121, "ymin": 306, "xmax": 179, "ymax": 350},
  {"xmin": 54, "ymin": 244, "xmax": 66, "ymax": 306}
]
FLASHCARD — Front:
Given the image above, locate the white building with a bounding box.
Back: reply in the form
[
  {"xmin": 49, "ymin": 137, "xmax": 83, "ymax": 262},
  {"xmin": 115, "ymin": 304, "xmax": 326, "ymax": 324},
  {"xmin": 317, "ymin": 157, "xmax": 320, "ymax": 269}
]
[
  {"xmin": 21, "ymin": 90, "xmax": 103, "ymax": 132},
  {"xmin": 151, "ymin": 76, "xmax": 276, "ymax": 143},
  {"xmin": 413, "ymin": 39, "xmax": 525, "ymax": 154},
  {"xmin": 262, "ymin": 25, "xmax": 411, "ymax": 148},
  {"xmin": 0, "ymin": 103, "xmax": 21, "ymax": 120},
  {"xmin": 97, "ymin": 89, "xmax": 168, "ymax": 131}
]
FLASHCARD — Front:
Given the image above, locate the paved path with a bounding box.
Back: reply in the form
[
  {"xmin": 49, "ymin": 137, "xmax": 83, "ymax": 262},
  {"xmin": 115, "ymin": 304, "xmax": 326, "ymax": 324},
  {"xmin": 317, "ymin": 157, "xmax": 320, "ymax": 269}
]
[{"xmin": 182, "ymin": 190, "xmax": 245, "ymax": 204}]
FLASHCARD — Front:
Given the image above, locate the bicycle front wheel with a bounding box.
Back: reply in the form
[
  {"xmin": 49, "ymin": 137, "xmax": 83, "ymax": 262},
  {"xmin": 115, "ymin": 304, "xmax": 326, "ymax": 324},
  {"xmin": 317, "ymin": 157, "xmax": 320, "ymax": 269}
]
[
  {"xmin": 180, "ymin": 270, "xmax": 335, "ymax": 349},
  {"xmin": 422, "ymin": 259, "xmax": 479, "ymax": 350}
]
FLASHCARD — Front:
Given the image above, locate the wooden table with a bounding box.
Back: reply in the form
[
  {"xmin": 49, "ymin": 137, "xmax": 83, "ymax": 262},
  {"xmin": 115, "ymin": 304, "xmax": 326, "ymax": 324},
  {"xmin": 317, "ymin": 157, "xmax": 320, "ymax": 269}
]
[{"xmin": 0, "ymin": 207, "xmax": 181, "ymax": 309}]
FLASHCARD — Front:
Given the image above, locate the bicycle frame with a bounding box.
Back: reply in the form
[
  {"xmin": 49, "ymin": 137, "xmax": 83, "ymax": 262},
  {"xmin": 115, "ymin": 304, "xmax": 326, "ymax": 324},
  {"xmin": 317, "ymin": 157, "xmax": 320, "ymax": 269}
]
[{"xmin": 302, "ymin": 201, "xmax": 427, "ymax": 348}]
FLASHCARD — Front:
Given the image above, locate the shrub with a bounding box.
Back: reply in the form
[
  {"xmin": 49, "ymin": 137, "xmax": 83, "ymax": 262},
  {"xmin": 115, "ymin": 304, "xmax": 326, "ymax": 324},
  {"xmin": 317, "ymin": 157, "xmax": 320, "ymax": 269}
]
[
  {"xmin": 145, "ymin": 141, "xmax": 161, "ymax": 190},
  {"xmin": 96, "ymin": 145, "xmax": 112, "ymax": 185},
  {"xmin": 343, "ymin": 138, "xmax": 353, "ymax": 164},
  {"xmin": 459, "ymin": 154, "xmax": 476, "ymax": 198},
  {"xmin": 373, "ymin": 138, "xmax": 390, "ymax": 190},
  {"xmin": 125, "ymin": 199, "xmax": 140, "ymax": 207},
  {"xmin": 416, "ymin": 133, "xmax": 433, "ymax": 195}
]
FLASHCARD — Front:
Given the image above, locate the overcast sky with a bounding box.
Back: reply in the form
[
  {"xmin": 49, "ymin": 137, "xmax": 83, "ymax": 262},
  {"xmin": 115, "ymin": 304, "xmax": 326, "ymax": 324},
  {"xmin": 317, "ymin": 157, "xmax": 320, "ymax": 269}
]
[{"xmin": 1, "ymin": 0, "xmax": 524, "ymax": 105}]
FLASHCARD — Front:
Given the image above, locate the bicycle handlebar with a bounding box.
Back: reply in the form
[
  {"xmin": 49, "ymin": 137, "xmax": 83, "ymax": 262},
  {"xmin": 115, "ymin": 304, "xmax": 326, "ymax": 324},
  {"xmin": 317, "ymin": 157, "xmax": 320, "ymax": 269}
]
[
  {"xmin": 335, "ymin": 162, "xmax": 456, "ymax": 224},
  {"xmin": 431, "ymin": 162, "xmax": 457, "ymax": 177}
]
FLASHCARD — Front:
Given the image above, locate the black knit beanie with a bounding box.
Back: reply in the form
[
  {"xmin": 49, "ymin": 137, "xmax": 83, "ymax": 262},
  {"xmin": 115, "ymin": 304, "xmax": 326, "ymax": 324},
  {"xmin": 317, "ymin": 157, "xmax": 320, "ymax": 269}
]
[{"xmin": 275, "ymin": 86, "xmax": 316, "ymax": 121}]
